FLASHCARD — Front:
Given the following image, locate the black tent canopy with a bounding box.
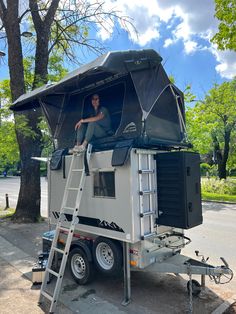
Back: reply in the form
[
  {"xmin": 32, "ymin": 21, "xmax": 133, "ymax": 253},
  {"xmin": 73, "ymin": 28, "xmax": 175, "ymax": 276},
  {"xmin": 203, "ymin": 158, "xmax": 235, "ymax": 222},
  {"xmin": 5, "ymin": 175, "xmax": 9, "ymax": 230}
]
[{"xmin": 11, "ymin": 49, "xmax": 187, "ymax": 150}]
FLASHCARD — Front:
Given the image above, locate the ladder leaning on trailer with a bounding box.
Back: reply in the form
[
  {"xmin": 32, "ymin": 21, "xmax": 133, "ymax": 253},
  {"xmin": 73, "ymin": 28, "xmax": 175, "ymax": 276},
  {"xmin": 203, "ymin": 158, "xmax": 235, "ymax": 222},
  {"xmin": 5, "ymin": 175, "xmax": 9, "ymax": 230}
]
[{"xmin": 39, "ymin": 144, "xmax": 93, "ymax": 314}]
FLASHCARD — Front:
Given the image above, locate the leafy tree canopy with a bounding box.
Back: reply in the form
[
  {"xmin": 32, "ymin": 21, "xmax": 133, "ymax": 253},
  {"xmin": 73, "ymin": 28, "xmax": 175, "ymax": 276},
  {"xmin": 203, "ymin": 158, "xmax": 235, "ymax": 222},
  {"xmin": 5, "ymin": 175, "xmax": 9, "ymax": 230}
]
[
  {"xmin": 0, "ymin": 53, "xmax": 68, "ymax": 171},
  {"xmin": 186, "ymin": 78, "xmax": 236, "ymax": 178},
  {"xmin": 211, "ymin": 0, "xmax": 236, "ymax": 51}
]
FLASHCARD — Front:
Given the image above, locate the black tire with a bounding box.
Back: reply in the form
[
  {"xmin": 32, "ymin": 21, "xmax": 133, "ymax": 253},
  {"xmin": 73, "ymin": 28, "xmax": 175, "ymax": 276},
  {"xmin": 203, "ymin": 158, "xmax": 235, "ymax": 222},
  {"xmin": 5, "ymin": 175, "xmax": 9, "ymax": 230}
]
[
  {"xmin": 68, "ymin": 247, "xmax": 94, "ymax": 285},
  {"xmin": 187, "ymin": 279, "xmax": 201, "ymax": 296},
  {"xmin": 93, "ymin": 237, "xmax": 123, "ymax": 275}
]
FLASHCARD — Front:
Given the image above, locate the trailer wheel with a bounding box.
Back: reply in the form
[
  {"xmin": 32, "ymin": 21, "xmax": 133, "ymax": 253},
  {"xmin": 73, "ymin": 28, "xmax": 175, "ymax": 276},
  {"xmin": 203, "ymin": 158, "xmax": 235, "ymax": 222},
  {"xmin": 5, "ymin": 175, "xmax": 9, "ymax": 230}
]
[
  {"xmin": 93, "ymin": 237, "xmax": 122, "ymax": 275},
  {"xmin": 187, "ymin": 279, "xmax": 201, "ymax": 296},
  {"xmin": 69, "ymin": 247, "xmax": 94, "ymax": 285}
]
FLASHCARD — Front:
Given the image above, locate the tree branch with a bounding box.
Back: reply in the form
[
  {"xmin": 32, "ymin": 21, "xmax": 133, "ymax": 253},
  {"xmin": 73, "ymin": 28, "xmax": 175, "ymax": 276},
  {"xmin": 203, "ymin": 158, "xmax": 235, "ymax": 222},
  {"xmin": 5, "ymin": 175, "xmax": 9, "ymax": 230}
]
[
  {"xmin": 0, "ymin": 0, "xmax": 6, "ymax": 21},
  {"xmin": 44, "ymin": 0, "xmax": 60, "ymax": 27},
  {"xmin": 29, "ymin": 0, "xmax": 43, "ymax": 28},
  {"xmin": 18, "ymin": 8, "xmax": 31, "ymax": 23}
]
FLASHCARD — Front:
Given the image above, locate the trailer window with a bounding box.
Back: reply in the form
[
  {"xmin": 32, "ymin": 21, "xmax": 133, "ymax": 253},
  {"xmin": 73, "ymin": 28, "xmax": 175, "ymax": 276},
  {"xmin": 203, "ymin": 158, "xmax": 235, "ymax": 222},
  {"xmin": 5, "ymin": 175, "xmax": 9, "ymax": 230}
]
[{"xmin": 93, "ymin": 171, "xmax": 115, "ymax": 198}]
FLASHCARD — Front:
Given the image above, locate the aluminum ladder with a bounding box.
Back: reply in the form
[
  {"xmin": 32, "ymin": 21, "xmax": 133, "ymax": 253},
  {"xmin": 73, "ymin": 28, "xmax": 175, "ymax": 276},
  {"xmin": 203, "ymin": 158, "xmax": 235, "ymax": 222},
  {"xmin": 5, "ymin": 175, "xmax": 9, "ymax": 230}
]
[
  {"xmin": 137, "ymin": 149, "xmax": 157, "ymax": 240},
  {"xmin": 39, "ymin": 144, "xmax": 93, "ymax": 313}
]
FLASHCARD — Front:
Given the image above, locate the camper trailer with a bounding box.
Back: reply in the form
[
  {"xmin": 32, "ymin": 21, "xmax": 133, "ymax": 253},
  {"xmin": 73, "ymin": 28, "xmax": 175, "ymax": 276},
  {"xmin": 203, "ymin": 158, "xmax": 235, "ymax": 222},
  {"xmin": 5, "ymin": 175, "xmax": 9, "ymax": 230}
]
[{"xmin": 12, "ymin": 49, "xmax": 232, "ymax": 312}]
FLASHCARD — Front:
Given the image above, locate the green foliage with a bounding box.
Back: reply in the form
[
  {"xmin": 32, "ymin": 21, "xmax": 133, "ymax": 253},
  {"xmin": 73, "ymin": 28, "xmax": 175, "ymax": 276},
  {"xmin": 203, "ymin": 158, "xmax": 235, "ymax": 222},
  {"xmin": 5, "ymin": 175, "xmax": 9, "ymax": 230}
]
[
  {"xmin": 0, "ymin": 121, "xmax": 19, "ymax": 171},
  {"xmin": 184, "ymin": 85, "xmax": 196, "ymax": 103},
  {"xmin": 0, "ymin": 54, "xmax": 67, "ymax": 172},
  {"xmin": 202, "ymin": 191, "xmax": 236, "ymax": 203},
  {"xmin": 23, "ymin": 58, "xmax": 35, "ymax": 91},
  {"xmin": 38, "ymin": 116, "xmax": 54, "ymax": 157},
  {"xmin": 201, "ymin": 177, "xmax": 236, "ymax": 195},
  {"xmin": 168, "ymin": 76, "xmax": 196, "ymax": 104},
  {"xmin": 48, "ymin": 54, "xmax": 68, "ymax": 83},
  {"xmin": 0, "ymin": 206, "xmax": 15, "ymax": 218},
  {"xmin": 200, "ymin": 163, "xmax": 218, "ymax": 176},
  {"xmin": 186, "ymin": 106, "xmax": 212, "ymax": 153},
  {"xmin": 186, "ymin": 79, "xmax": 236, "ymax": 177},
  {"xmin": 211, "ymin": 0, "xmax": 236, "ymax": 51}
]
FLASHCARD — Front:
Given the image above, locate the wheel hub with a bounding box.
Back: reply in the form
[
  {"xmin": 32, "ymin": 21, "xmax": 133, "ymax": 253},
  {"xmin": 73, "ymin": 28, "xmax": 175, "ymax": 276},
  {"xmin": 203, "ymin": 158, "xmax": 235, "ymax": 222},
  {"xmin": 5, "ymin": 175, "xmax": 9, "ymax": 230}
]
[
  {"xmin": 96, "ymin": 242, "xmax": 114, "ymax": 270},
  {"xmin": 71, "ymin": 254, "xmax": 86, "ymax": 278}
]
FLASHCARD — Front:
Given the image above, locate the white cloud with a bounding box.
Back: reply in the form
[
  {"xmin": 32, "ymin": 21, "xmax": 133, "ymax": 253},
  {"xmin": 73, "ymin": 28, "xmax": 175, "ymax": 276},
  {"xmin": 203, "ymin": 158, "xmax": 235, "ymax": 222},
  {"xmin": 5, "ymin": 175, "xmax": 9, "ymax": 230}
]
[
  {"xmin": 164, "ymin": 38, "xmax": 174, "ymax": 48},
  {"xmin": 211, "ymin": 48, "xmax": 236, "ymax": 79},
  {"xmin": 91, "ymin": 0, "xmax": 236, "ymax": 79},
  {"xmin": 184, "ymin": 40, "xmax": 198, "ymax": 54}
]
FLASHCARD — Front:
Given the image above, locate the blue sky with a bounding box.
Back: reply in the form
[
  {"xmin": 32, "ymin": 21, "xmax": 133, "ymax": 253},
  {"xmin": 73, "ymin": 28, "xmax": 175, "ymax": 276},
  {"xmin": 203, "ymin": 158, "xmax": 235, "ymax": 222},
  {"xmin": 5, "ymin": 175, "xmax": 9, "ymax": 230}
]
[{"xmin": 0, "ymin": 0, "xmax": 236, "ymax": 101}]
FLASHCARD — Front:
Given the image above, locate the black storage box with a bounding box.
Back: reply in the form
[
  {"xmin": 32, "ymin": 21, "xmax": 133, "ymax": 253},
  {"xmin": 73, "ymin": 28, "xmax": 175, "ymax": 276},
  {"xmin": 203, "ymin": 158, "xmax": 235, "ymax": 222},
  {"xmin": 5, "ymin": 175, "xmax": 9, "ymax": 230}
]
[
  {"xmin": 42, "ymin": 230, "xmax": 55, "ymax": 252},
  {"xmin": 156, "ymin": 151, "xmax": 202, "ymax": 229}
]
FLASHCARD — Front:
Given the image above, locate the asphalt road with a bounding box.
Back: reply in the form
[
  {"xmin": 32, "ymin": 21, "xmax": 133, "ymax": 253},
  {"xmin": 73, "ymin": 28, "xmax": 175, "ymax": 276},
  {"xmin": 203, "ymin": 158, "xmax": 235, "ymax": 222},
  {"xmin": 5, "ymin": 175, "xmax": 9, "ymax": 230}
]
[
  {"xmin": 0, "ymin": 176, "xmax": 48, "ymax": 217},
  {"xmin": 0, "ymin": 176, "xmax": 236, "ymax": 298},
  {"xmin": 183, "ymin": 201, "xmax": 236, "ymax": 294}
]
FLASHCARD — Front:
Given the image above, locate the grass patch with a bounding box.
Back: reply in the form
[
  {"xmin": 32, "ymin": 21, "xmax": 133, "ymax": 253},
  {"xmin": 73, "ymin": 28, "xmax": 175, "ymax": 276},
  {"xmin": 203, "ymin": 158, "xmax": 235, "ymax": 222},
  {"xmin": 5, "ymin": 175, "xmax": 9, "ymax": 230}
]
[
  {"xmin": 201, "ymin": 178, "xmax": 236, "ymax": 195},
  {"xmin": 0, "ymin": 207, "xmax": 15, "ymax": 218},
  {"xmin": 202, "ymin": 191, "xmax": 236, "ymax": 203}
]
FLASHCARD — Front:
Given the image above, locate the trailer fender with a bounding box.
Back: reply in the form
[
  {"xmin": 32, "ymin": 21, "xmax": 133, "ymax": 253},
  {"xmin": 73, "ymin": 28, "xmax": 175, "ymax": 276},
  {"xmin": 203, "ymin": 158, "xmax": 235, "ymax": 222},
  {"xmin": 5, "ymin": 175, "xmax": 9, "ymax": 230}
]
[{"xmin": 70, "ymin": 240, "xmax": 93, "ymax": 262}]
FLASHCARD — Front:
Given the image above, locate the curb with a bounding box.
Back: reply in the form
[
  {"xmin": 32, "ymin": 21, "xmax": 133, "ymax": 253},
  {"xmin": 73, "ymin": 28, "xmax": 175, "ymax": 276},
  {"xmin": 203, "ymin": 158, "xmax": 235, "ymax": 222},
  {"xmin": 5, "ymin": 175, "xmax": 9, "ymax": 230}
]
[
  {"xmin": 202, "ymin": 200, "xmax": 236, "ymax": 205},
  {"xmin": 211, "ymin": 296, "xmax": 236, "ymax": 314}
]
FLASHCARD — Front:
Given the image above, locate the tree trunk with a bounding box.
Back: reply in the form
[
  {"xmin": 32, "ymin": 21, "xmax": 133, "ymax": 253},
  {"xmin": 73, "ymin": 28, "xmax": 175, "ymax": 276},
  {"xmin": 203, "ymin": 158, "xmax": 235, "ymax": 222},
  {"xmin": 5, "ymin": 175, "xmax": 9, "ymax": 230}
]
[
  {"xmin": 218, "ymin": 128, "xmax": 231, "ymax": 180},
  {"xmin": 13, "ymin": 110, "xmax": 43, "ymax": 222},
  {"xmin": 212, "ymin": 127, "xmax": 231, "ymax": 180},
  {"xmin": 1, "ymin": 1, "xmax": 42, "ymax": 222}
]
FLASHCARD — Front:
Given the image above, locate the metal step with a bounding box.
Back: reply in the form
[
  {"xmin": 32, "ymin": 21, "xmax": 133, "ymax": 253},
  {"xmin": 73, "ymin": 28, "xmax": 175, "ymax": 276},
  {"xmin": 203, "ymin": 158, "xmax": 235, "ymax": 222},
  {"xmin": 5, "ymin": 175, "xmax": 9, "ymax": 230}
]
[
  {"xmin": 53, "ymin": 247, "xmax": 65, "ymax": 254},
  {"xmin": 139, "ymin": 190, "xmax": 156, "ymax": 195},
  {"xmin": 140, "ymin": 211, "xmax": 155, "ymax": 217},
  {"xmin": 61, "ymin": 206, "xmax": 75, "ymax": 213},
  {"xmin": 47, "ymin": 268, "xmax": 59, "ymax": 278},
  {"xmin": 58, "ymin": 226, "xmax": 69, "ymax": 232},
  {"xmin": 138, "ymin": 169, "xmax": 154, "ymax": 174},
  {"xmin": 67, "ymin": 187, "xmax": 80, "ymax": 191},
  {"xmin": 41, "ymin": 290, "xmax": 53, "ymax": 302}
]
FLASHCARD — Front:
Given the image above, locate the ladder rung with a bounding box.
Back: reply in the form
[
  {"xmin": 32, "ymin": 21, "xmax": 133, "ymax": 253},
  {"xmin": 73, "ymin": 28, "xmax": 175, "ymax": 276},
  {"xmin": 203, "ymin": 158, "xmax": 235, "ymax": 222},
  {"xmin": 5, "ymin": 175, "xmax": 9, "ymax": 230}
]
[
  {"xmin": 58, "ymin": 226, "xmax": 69, "ymax": 232},
  {"xmin": 41, "ymin": 290, "xmax": 53, "ymax": 302},
  {"xmin": 72, "ymin": 168, "xmax": 83, "ymax": 172},
  {"xmin": 139, "ymin": 190, "xmax": 155, "ymax": 195},
  {"xmin": 47, "ymin": 268, "xmax": 59, "ymax": 278},
  {"xmin": 62, "ymin": 206, "xmax": 74, "ymax": 212},
  {"xmin": 141, "ymin": 232, "xmax": 156, "ymax": 240},
  {"xmin": 53, "ymin": 247, "xmax": 64, "ymax": 254},
  {"xmin": 140, "ymin": 211, "xmax": 155, "ymax": 217},
  {"xmin": 138, "ymin": 169, "xmax": 154, "ymax": 174},
  {"xmin": 67, "ymin": 187, "xmax": 80, "ymax": 191}
]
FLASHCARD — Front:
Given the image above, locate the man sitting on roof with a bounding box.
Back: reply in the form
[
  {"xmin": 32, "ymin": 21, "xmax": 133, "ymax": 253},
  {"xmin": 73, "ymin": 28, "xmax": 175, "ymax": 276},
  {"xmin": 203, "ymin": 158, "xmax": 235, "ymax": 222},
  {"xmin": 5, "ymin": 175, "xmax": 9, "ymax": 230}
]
[{"xmin": 72, "ymin": 93, "xmax": 112, "ymax": 153}]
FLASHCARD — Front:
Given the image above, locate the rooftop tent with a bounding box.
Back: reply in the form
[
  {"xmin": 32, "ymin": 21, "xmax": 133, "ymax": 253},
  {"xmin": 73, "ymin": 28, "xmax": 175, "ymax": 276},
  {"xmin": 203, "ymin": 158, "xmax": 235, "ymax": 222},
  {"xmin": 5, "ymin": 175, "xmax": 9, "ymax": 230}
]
[{"xmin": 11, "ymin": 49, "xmax": 187, "ymax": 149}]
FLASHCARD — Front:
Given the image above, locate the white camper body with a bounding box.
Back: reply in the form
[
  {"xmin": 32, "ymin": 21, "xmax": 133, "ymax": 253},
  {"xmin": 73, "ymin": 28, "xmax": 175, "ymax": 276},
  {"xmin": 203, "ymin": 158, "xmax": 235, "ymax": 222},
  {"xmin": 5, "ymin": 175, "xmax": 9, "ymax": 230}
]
[
  {"xmin": 49, "ymin": 149, "xmax": 177, "ymax": 243},
  {"xmin": 48, "ymin": 148, "xmax": 187, "ymax": 270}
]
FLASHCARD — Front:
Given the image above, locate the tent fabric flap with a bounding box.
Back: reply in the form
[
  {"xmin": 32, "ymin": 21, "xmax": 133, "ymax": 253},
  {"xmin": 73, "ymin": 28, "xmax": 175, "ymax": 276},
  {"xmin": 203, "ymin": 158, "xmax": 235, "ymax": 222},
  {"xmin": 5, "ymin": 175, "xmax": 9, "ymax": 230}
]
[{"xmin": 11, "ymin": 49, "xmax": 163, "ymax": 111}]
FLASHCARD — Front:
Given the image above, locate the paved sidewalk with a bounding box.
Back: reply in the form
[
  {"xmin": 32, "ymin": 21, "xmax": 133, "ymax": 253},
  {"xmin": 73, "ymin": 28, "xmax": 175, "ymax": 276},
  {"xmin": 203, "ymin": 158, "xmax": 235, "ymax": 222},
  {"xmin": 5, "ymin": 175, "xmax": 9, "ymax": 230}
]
[
  {"xmin": 0, "ymin": 218, "xmax": 234, "ymax": 314},
  {"xmin": 0, "ymin": 256, "xmax": 43, "ymax": 314}
]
